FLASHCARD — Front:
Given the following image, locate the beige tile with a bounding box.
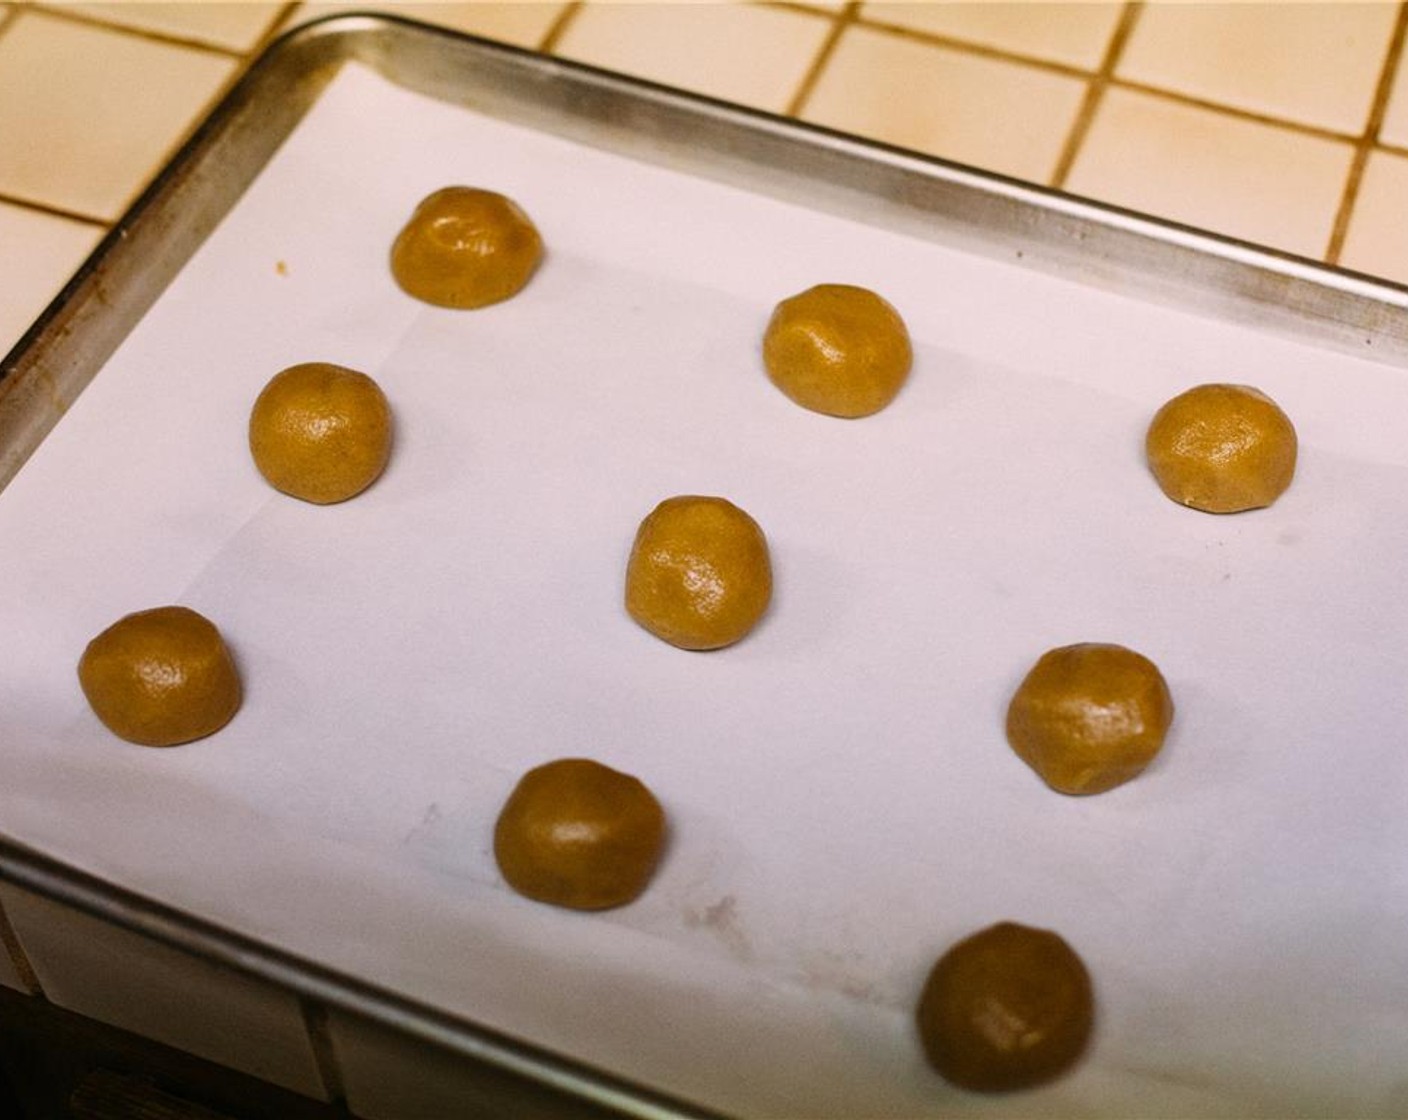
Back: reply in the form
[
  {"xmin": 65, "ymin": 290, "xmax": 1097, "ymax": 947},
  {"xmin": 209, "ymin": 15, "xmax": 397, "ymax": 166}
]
[
  {"xmin": 0, "ymin": 884, "xmax": 330, "ymax": 1099},
  {"xmin": 863, "ymin": 1, "xmax": 1123, "ymax": 70},
  {"xmin": 0, "ymin": 201, "xmax": 104, "ymax": 358},
  {"xmin": 292, "ymin": 1, "xmax": 566, "ymax": 48},
  {"xmin": 1067, "ymin": 87, "xmax": 1354, "ymax": 260},
  {"xmin": 0, "ymin": 10, "xmax": 236, "ymax": 221},
  {"xmin": 553, "ymin": 1, "xmax": 832, "ymax": 114},
  {"xmin": 802, "ymin": 25, "xmax": 1088, "ymax": 183},
  {"xmin": 1119, "ymin": 2, "xmax": 1398, "ymax": 135},
  {"xmin": 1379, "ymin": 42, "xmax": 1408, "ymax": 149},
  {"xmin": 1338, "ymin": 150, "xmax": 1408, "ymax": 284},
  {"xmin": 50, "ymin": 2, "xmax": 286, "ymax": 51}
]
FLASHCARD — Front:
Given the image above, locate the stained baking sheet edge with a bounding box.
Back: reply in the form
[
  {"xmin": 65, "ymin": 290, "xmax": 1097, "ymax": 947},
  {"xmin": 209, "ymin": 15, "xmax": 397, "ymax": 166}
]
[{"xmin": 4, "ymin": 14, "xmax": 1408, "ymax": 1120}]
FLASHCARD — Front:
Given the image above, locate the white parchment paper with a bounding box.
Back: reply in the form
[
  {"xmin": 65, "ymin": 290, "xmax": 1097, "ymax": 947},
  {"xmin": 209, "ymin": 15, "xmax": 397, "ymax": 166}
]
[{"xmin": 3, "ymin": 64, "xmax": 1408, "ymax": 1117}]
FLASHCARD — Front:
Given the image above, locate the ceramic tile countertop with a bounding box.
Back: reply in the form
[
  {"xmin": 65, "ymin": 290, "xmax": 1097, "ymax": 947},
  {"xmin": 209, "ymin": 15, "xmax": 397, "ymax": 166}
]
[{"xmin": 2, "ymin": 1, "xmax": 1408, "ymax": 359}]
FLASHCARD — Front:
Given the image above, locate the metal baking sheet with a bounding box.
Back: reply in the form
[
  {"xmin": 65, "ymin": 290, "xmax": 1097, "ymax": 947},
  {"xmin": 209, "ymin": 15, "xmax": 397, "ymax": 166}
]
[{"xmin": 4, "ymin": 15, "xmax": 1408, "ymax": 1119}]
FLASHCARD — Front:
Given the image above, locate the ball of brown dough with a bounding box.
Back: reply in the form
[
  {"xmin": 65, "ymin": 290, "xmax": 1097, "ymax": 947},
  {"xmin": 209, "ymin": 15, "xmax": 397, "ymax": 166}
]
[
  {"xmin": 1005, "ymin": 642, "xmax": 1173, "ymax": 795},
  {"xmin": 78, "ymin": 605, "xmax": 242, "ymax": 747},
  {"xmin": 625, "ymin": 495, "xmax": 772, "ymax": 651},
  {"xmin": 762, "ymin": 284, "xmax": 912, "ymax": 418},
  {"xmin": 494, "ymin": 758, "xmax": 667, "ymax": 911},
  {"xmin": 248, "ymin": 362, "xmax": 392, "ymax": 505},
  {"xmin": 916, "ymin": 921, "xmax": 1095, "ymax": 1093},
  {"xmin": 1146, "ymin": 383, "xmax": 1297, "ymax": 513},
  {"xmin": 390, "ymin": 186, "xmax": 543, "ymax": 309}
]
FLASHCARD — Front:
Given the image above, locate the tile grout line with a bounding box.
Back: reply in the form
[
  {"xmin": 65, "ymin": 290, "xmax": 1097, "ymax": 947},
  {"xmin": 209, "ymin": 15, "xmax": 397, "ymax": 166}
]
[
  {"xmin": 0, "ymin": 190, "xmax": 109, "ymax": 229},
  {"xmin": 857, "ymin": 10, "xmax": 1098, "ymax": 84},
  {"xmin": 106, "ymin": 2, "xmax": 303, "ymax": 228},
  {"xmin": 1050, "ymin": 1, "xmax": 1143, "ymax": 191},
  {"xmin": 537, "ymin": 1, "xmax": 583, "ymax": 55},
  {"xmin": 784, "ymin": 1, "xmax": 859, "ymax": 119},
  {"xmin": 0, "ymin": 895, "xmax": 46, "ymax": 999},
  {"xmin": 25, "ymin": 1, "xmax": 251, "ymax": 60},
  {"xmin": 243, "ymin": 1, "xmax": 304, "ymax": 66},
  {"xmin": 300, "ymin": 998, "xmax": 349, "ymax": 1109},
  {"xmin": 1113, "ymin": 77, "xmax": 1371, "ymax": 147},
  {"xmin": 840, "ymin": 5, "xmax": 1368, "ymax": 151},
  {"xmin": 1324, "ymin": 0, "xmax": 1408, "ymax": 265},
  {"xmin": 261, "ymin": 2, "xmax": 307, "ymax": 51}
]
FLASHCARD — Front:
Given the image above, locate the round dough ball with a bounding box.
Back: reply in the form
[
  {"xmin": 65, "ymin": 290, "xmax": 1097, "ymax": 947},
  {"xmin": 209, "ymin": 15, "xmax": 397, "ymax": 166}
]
[
  {"xmin": 916, "ymin": 921, "xmax": 1094, "ymax": 1093},
  {"xmin": 762, "ymin": 284, "xmax": 912, "ymax": 418},
  {"xmin": 494, "ymin": 758, "xmax": 667, "ymax": 911},
  {"xmin": 249, "ymin": 362, "xmax": 392, "ymax": 505},
  {"xmin": 1146, "ymin": 383, "xmax": 1297, "ymax": 513},
  {"xmin": 625, "ymin": 495, "xmax": 772, "ymax": 651},
  {"xmin": 78, "ymin": 605, "xmax": 241, "ymax": 747},
  {"xmin": 1006, "ymin": 643, "xmax": 1173, "ymax": 795},
  {"xmin": 390, "ymin": 186, "xmax": 543, "ymax": 309}
]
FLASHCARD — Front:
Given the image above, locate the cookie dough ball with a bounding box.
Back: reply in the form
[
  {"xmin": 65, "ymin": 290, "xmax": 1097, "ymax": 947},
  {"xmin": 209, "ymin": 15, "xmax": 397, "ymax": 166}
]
[
  {"xmin": 625, "ymin": 495, "xmax": 772, "ymax": 651},
  {"xmin": 78, "ymin": 606, "xmax": 241, "ymax": 747},
  {"xmin": 390, "ymin": 186, "xmax": 543, "ymax": 309},
  {"xmin": 494, "ymin": 758, "xmax": 667, "ymax": 911},
  {"xmin": 1146, "ymin": 383, "xmax": 1297, "ymax": 513},
  {"xmin": 916, "ymin": 921, "xmax": 1094, "ymax": 1093},
  {"xmin": 762, "ymin": 284, "xmax": 912, "ymax": 418},
  {"xmin": 1006, "ymin": 643, "xmax": 1173, "ymax": 795},
  {"xmin": 249, "ymin": 362, "xmax": 392, "ymax": 505}
]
